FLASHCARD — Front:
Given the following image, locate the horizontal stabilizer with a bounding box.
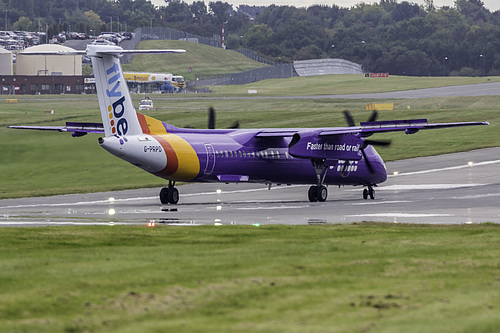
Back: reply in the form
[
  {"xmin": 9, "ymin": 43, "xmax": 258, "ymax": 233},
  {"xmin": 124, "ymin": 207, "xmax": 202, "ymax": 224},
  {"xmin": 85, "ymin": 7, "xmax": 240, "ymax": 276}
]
[
  {"xmin": 9, "ymin": 122, "xmax": 104, "ymax": 136},
  {"xmin": 22, "ymin": 48, "xmax": 186, "ymax": 57}
]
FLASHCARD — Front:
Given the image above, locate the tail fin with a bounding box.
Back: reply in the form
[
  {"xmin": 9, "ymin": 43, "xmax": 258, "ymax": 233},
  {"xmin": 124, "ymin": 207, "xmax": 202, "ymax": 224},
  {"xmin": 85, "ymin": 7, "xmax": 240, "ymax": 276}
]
[{"xmin": 87, "ymin": 45, "xmax": 185, "ymax": 137}]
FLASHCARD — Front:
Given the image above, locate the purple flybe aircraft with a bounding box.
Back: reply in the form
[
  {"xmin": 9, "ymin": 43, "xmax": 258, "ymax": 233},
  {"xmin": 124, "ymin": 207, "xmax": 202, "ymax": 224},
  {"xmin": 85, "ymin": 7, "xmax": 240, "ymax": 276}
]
[{"xmin": 10, "ymin": 45, "xmax": 489, "ymax": 204}]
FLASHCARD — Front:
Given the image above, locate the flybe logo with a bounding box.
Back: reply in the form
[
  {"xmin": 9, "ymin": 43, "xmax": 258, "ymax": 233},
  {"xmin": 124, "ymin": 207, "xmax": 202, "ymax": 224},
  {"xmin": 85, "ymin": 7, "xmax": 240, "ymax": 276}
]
[{"xmin": 105, "ymin": 62, "xmax": 128, "ymax": 137}]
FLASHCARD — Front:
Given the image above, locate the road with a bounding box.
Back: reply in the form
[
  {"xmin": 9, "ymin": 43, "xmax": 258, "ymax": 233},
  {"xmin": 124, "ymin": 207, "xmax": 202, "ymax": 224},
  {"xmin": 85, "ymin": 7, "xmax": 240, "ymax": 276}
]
[{"xmin": 1, "ymin": 147, "xmax": 499, "ymax": 226}]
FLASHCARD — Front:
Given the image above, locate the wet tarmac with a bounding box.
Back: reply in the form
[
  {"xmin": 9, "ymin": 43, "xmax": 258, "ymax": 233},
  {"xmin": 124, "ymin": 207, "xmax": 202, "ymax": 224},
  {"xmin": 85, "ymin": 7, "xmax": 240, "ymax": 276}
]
[{"xmin": 1, "ymin": 148, "xmax": 499, "ymax": 227}]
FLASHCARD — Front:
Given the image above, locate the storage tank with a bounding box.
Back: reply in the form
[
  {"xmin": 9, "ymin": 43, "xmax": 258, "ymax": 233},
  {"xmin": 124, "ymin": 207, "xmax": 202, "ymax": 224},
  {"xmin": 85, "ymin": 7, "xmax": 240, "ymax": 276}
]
[
  {"xmin": 17, "ymin": 44, "xmax": 82, "ymax": 75},
  {"xmin": 0, "ymin": 47, "xmax": 13, "ymax": 75}
]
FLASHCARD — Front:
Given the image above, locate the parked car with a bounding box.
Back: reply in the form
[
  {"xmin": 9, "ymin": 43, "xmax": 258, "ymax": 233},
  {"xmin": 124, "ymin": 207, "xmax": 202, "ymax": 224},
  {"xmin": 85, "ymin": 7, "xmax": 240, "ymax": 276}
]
[
  {"xmin": 138, "ymin": 98, "xmax": 154, "ymax": 111},
  {"xmin": 98, "ymin": 32, "xmax": 122, "ymax": 45},
  {"xmin": 91, "ymin": 38, "xmax": 115, "ymax": 46}
]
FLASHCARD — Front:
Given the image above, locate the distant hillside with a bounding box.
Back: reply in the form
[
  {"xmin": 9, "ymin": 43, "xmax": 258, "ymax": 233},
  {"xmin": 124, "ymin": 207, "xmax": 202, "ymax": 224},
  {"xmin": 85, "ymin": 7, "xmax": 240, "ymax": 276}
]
[{"xmin": 121, "ymin": 40, "xmax": 268, "ymax": 78}]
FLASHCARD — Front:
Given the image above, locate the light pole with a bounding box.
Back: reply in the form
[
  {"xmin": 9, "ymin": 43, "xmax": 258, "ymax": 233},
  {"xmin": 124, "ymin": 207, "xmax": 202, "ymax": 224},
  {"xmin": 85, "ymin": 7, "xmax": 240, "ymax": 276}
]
[{"xmin": 480, "ymin": 54, "xmax": 486, "ymax": 76}]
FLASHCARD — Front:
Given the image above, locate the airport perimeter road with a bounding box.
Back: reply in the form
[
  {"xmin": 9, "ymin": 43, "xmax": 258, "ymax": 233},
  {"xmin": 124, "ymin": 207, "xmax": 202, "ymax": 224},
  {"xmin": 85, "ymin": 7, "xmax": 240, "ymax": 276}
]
[
  {"xmin": 1, "ymin": 148, "xmax": 499, "ymax": 227},
  {"xmin": 161, "ymin": 81, "xmax": 500, "ymax": 101}
]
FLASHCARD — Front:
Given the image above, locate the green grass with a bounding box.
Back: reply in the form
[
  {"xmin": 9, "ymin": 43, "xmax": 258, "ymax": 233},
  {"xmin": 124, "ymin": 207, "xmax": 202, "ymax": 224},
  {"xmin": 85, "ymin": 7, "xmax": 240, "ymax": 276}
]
[
  {"xmin": 1, "ymin": 223, "xmax": 500, "ymax": 332},
  {"xmin": 122, "ymin": 40, "xmax": 268, "ymax": 78},
  {"xmin": 210, "ymin": 74, "xmax": 500, "ymax": 97}
]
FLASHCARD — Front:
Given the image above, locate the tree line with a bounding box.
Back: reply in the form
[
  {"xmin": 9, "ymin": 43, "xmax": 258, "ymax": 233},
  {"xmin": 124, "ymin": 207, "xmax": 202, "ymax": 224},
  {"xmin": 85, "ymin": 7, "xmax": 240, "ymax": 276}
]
[{"xmin": 1, "ymin": 0, "xmax": 500, "ymax": 76}]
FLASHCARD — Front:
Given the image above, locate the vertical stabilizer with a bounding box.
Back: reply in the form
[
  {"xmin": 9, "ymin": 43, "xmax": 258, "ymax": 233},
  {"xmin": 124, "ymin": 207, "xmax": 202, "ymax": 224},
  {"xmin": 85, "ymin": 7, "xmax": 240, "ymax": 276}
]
[{"xmin": 88, "ymin": 45, "xmax": 142, "ymax": 137}]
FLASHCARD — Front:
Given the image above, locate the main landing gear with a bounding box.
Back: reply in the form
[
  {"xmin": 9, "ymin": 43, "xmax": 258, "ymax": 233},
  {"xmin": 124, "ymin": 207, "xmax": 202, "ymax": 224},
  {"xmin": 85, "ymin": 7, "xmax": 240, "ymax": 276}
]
[
  {"xmin": 308, "ymin": 159, "xmax": 328, "ymax": 202},
  {"xmin": 363, "ymin": 185, "xmax": 375, "ymax": 200},
  {"xmin": 160, "ymin": 180, "xmax": 179, "ymax": 204}
]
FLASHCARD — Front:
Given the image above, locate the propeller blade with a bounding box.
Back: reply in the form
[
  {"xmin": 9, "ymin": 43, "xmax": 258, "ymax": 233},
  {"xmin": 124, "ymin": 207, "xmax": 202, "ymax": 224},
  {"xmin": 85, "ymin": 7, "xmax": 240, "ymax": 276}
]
[
  {"xmin": 208, "ymin": 107, "xmax": 215, "ymax": 129},
  {"xmin": 361, "ymin": 148, "xmax": 375, "ymax": 174},
  {"xmin": 228, "ymin": 121, "xmax": 240, "ymax": 129},
  {"xmin": 367, "ymin": 110, "xmax": 378, "ymax": 123},
  {"xmin": 343, "ymin": 110, "xmax": 355, "ymax": 127}
]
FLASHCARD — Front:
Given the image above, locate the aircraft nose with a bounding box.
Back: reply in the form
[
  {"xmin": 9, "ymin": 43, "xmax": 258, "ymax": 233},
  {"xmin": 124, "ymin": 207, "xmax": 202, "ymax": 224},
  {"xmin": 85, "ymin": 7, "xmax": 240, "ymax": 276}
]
[
  {"xmin": 368, "ymin": 147, "xmax": 387, "ymax": 183},
  {"xmin": 374, "ymin": 159, "xmax": 388, "ymax": 183}
]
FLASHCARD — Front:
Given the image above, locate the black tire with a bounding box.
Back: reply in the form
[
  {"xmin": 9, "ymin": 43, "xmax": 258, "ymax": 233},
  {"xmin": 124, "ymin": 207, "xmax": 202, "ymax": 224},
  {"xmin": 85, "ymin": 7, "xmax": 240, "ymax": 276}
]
[
  {"xmin": 317, "ymin": 185, "xmax": 328, "ymax": 202},
  {"xmin": 168, "ymin": 187, "xmax": 179, "ymax": 205},
  {"xmin": 308, "ymin": 186, "xmax": 318, "ymax": 202},
  {"xmin": 160, "ymin": 187, "xmax": 170, "ymax": 204},
  {"xmin": 369, "ymin": 188, "xmax": 375, "ymax": 200},
  {"xmin": 363, "ymin": 188, "xmax": 369, "ymax": 200}
]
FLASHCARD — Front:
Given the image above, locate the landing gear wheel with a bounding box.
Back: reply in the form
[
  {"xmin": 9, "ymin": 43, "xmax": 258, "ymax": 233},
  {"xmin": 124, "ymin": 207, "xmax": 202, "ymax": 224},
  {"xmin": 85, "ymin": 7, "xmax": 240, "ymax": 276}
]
[
  {"xmin": 317, "ymin": 185, "xmax": 328, "ymax": 202},
  {"xmin": 363, "ymin": 188, "xmax": 369, "ymax": 200},
  {"xmin": 160, "ymin": 181, "xmax": 180, "ymax": 205},
  {"xmin": 168, "ymin": 187, "xmax": 179, "ymax": 205},
  {"xmin": 369, "ymin": 187, "xmax": 375, "ymax": 200},
  {"xmin": 308, "ymin": 186, "xmax": 318, "ymax": 202},
  {"xmin": 160, "ymin": 187, "xmax": 170, "ymax": 204}
]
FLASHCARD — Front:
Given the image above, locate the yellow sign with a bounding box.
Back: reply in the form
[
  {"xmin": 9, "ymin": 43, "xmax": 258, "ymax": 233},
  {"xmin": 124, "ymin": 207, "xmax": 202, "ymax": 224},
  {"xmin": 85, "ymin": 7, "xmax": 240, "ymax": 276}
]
[
  {"xmin": 366, "ymin": 103, "xmax": 394, "ymax": 111},
  {"xmin": 123, "ymin": 73, "xmax": 151, "ymax": 82},
  {"xmin": 6, "ymin": 99, "xmax": 18, "ymax": 103}
]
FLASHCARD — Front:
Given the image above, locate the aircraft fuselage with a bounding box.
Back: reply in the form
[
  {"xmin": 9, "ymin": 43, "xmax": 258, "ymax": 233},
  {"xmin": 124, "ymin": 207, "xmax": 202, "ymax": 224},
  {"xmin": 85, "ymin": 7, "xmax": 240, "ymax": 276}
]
[{"xmin": 99, "ymin": 125, "xmax": 388, "ymax": 187}]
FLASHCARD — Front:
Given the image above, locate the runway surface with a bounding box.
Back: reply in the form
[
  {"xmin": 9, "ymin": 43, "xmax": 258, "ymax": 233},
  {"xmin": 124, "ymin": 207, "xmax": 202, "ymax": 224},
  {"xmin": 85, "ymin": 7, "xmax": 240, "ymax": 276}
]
[{"xmin": 1, "ymin": 147, "xmax": 499, "ymax": 227}]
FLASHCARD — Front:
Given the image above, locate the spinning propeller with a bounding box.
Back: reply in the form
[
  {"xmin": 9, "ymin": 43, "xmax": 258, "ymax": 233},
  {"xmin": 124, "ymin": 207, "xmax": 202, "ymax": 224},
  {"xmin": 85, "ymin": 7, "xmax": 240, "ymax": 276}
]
[
  {"xmin": 208, "ymin": 107, "xmax": 240, "ymax": 129},
  {"xmin": 343, "ymin": 110, "xmax": 391, "ymax": 173}
]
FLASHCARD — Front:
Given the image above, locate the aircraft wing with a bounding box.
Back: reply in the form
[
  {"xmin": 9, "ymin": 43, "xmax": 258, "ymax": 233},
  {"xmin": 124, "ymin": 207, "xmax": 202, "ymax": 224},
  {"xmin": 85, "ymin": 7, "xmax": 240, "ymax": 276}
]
[
  {"xmin": 255, "ymin": 119, "xmax": 489, "ymax": 139},
  {"xmin": 319, "ymin": 119, "xmax": 489, "ymax": 136},
  {"xmin": 9, "ymin": 122, "xmax": 104, "ymax": 137}
]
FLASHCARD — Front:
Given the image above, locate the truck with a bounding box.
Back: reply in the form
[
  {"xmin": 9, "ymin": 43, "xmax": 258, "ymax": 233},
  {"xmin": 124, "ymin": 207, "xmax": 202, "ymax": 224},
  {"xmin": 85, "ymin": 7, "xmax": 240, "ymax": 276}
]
[{"xmin": 124, "ymin": 72, "xmax": 185, "ymax": 92}]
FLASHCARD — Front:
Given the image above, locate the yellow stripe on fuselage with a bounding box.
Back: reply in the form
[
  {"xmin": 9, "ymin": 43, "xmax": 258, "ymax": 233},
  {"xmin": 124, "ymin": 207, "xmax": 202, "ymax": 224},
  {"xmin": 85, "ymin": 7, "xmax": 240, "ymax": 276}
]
[
  {"xmin": 143, "ymin": 114, "xmax": 168, "ymax": 135},
  {"xmin": 158, "ymin": 133, "xmax": 200, "ymax": 181}
]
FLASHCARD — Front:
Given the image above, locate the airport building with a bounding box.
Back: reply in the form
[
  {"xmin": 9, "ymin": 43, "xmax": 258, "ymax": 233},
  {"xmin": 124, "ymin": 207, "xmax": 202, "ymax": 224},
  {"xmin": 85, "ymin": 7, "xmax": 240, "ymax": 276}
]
[{"xmin": 0, "ymin": 44, "xmax": 95, "ymax": 95}]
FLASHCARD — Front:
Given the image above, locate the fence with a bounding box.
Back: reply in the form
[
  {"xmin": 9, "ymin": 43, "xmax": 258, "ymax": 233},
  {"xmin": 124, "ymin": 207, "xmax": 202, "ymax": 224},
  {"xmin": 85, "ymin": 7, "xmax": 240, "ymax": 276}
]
[
  {"xmin": 236, "ymin": 48, "xmax": 275, "ymax": 65},
  {"xmin": 189, "ymin": 64, "xmax": 296, "ymax": 87}
]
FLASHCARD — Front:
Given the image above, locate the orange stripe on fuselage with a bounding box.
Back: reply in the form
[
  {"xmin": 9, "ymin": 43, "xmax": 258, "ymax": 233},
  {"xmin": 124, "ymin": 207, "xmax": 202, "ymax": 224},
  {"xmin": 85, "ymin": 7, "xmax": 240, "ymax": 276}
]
[
  {"xmin": 136, "ymin": 112, "xmax": 199, "ymax": 181},
  {"xmin": 153, "ymin": 134, "xmax": 179, "ymax": 176}
]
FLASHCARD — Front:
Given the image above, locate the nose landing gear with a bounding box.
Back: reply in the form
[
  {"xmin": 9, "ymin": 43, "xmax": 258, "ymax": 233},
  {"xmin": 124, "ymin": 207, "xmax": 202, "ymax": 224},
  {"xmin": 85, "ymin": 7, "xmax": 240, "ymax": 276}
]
[{"xmin": 363, "ymin": 185, "xmax": 375, "ymax": 200}]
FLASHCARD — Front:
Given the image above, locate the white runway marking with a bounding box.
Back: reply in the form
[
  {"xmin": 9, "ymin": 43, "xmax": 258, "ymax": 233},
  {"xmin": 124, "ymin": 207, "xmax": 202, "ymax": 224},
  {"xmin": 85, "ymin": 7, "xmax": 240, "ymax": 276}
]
[
  {"xmin": 348, "ymin": 213, "xmax": 453, "ymax": 218},
  {"xmin": 378, "ymin": 184, "xmax": 484, "ymax": 191},
  {"xmin": 389, "ymin": 159, "xmax": 500, "ymax": 177},
  {"xmin": 348, "ymin": 200, "xmax": 411, "ymax": 205},
  {"xmin": 452, "ymin": 193, "xmax": 500, "ymax": 199}
]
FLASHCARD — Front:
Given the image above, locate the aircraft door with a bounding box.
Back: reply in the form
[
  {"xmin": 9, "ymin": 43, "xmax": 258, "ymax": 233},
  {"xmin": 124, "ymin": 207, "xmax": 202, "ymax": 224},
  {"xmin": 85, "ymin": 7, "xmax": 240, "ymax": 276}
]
[{"xmin": 204, "ymin": 144, "xmax": 215, "ymax": 174}]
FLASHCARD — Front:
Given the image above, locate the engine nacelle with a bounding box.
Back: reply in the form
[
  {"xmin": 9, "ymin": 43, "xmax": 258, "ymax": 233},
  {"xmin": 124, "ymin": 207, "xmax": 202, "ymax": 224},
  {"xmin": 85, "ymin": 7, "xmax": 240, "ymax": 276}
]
[{"xmin": 288, "ymin": 132, "xmax": 363, "ymax": 160}]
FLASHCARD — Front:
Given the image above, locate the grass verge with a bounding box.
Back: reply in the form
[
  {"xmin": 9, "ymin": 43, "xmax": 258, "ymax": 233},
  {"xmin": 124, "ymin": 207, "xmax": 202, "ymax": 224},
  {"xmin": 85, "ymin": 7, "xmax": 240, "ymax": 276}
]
[{"xmin": 1, "ymin": 223, "xmax": 500, "ymax": 332}]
